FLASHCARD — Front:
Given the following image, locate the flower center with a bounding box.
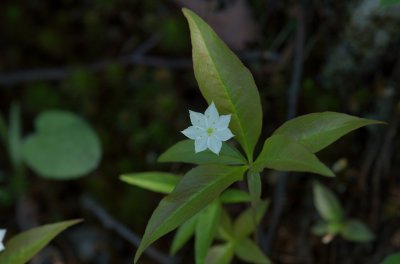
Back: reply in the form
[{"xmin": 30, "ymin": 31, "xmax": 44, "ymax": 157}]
[{"xmin": 206, "ymin": 127, "xmax": 214, "ymax": 136}]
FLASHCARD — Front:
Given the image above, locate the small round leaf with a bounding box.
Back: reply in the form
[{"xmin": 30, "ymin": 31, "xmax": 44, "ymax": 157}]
[{"xmin": 22, "ymin": 111, "xmax": 101, "ymax": 179}]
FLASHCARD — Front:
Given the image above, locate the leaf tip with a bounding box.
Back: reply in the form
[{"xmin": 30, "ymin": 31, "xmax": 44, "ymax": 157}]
[
  {"xmin": 320, "ymin": 165, "xmax": 335, "ymax": 177},
  {"xmin": 119, "ymin": 174, "xmax": 128, "ymax": 182},
  {"xmin": 325, "ymin": 170, "xmax": 335, "ymax": 177},
  {"xmin": 181, "ymin": 7, "xmax": 191, "ymax": 17}
]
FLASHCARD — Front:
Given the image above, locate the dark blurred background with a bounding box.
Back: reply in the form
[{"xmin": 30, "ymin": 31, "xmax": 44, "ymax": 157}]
[{"xmin": 0, "ymin": 0, "xmax": 399, "ymax": 263}]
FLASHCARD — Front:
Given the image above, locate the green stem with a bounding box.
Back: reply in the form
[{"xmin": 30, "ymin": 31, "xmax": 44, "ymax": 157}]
[{"xmin": 247, "ymin": 171, "xmax": 262, "ymax": 243}]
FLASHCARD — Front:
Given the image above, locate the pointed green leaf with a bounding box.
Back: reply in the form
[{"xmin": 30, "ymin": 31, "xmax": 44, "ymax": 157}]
[
  {"xmin": 0, "ymin": 219, "xmax": 81, "ymax": 264},
  {"xmin": 233, "ymin": 200, "xmax": 269, "ymax": 238},
  {"xmin": 170, "ymin": 214, "xmax": 198, "ymax": 255},
  {"xmin": 220, "ymin": 189, "xmax": 251, "ymax": 204},
  {"xmin": 22, "ymin": 111, "xmax": 101, "ymax": 179},
  {"xmin": 274, "ymin": 112, "xmax": 383, "ymax": 153},
  {"xmin": 252, "ymin": 135, "xmax": 334, "ymax": 177},
  {"xmin": 158, "ymin": 140, "xmax": 247, "ymax": 165},
  {"xmin": 217, "ymin": 208, "xmax": 234, "ymax": 241},
  {"xmin": 195, "ymin": 200, "xmax": 221, "ymax": 264},
  {"xmin": 134, "ymin": 165, "xmax": 247, "ymax": 263},
  {"xmin": 205, "ymin": 243, "xmax": 234, "ymax": 264},
  {"xmin": 120, "ymin": 172, "xmax": 180, "ymax": 194},
  {"xmin": 183, "ymin": 8, "xmax": 263, "ymax": 161},
  {"xmin": 340, "ymin": 219, "xmax": 375, "ymax": 242},
  {"xmin": 234, "ymin": 237, "xmax": 272, "ymax": 264},
  {"xmin": 381, "ymin": 252, "xmax": 400, "ymax": 264},
  {"xmin": 313, "ymin": 181, "xmax": 343, "ymax": 222}
]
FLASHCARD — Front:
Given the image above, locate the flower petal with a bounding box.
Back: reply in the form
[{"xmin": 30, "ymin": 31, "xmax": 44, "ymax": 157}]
[
  {"xmin": 0, "ymin": 229, "xmax": 6, "ymax": 252},
  {"xmin": 216, "ymin": 114, "xmax": 231, "ymax": 130},
  {"xmin": 181, "ymin": 126, "xmax": 204, "ymax": 140},
  {"xmin": 189, "ymin": 110, "xmax": 206, "ymax": 128},
  {"xmin": 208, "ymin": 136, "xmax": 222, "ymax": 155},
  {"xmin": 214, "ymin": 128, "xmax": 234, "ymax": 141},
  {"xmin": 195, "ymin": 135, "xmax": 208, "ymax": 153},
  {"xmin": 205, "ymin": 102, "xmax": 219, "ymax": 126}
]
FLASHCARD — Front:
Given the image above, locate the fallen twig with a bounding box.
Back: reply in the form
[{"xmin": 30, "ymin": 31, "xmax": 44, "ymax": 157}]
[
  {"xmin": 0, "ymin": 34, "xmax": 279, "ymax": 86},
  {"xmin": 81, "ymin": 195, "xmax": 173, "ymax": 264}
]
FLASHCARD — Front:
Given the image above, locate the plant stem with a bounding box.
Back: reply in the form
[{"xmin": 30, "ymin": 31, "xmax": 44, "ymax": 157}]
[{"xmin": 247, "ymin": 171, "xmax": 262, "ymax": 243}]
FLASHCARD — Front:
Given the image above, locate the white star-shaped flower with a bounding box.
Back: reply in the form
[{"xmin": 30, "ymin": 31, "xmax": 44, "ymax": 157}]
[
  {"xmin": 181, "ymin": 102, "xmax": 234, "ymax": 155},
  {"xmin": 0, "ymin": 229, "xmax": 6, "ymax": 252}
]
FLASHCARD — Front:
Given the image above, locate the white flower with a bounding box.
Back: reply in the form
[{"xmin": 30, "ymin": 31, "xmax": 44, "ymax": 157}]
[
  {"xmin": 181, "ymin": 102, "xmax": 234, "ymax": 155},
  {"xmin": 0, "ymin": 229, "xmax": 6, "ymax": 252}
]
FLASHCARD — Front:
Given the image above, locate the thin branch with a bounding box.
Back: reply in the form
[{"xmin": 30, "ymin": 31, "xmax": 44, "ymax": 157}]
[
  {"xmin": 264, "ymin": 4, "xmax": 306, "ymax": 254},
  {"xmin": 81, "ymin": 195, "xmax": 173, "ymax": 264},
  {"xmin": 0, "ymin": 36, "xmax": 279, "ymax": 86}
]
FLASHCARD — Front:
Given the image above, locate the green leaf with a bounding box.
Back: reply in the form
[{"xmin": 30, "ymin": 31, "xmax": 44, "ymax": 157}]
[
  {"xmin": 158, "ymin": 140, "xmax": 247, "ymax": 165},
  {"xmin": 217, "ymin": 208, "xmax": 234, "ymax": 241},
  {"xmin": 233, "ymin": 200, "xmax": 269, "ymax": 238},
  {"xmin": 252, "ymin": 135, "xmax": 334, "ymax": 177},
  {"xmin": 313, "ymin": 181, "xmax": 343, "ymax": 222},
  {"xmin": 220, "ymin": 189, "xmax": 251, "ymax": 203},
  {"xmin": 120, "ymin": 172, "xmax": 180, "ymax": 194},
  {"xmin": 183, "ymin": 8, "xmax": 263, "ymax": 161},
  {"xmin": 273, "ymin": 112, "xmax": 383, "ymax": 153},
  {"xmin": 8, "ymin": 103, "xmax": 22, "ymax": 168},
  {"xmin": 234, "ymin": 237, "xmax": 272, "ymax": 264},
  {"xmin": 381, "ymin": 252, "xmax": 400, "ymax": 264},
  {"xmin": 22, "ymin": 111, "xmax": 101, "ymax": 179},
  {"xmin": 340, "ymin": 219, "xmax": 375, "ymax": 242},
  {"xmin": 205, "ymin": 243, "xmax": 234, "ymax": 264},
  {"xmin": 0, "ymin": 219, "xmax": 81, "ymax": 264},
  {"xmin": 380, "ymin": 0, "xmax": 400, "ymax": 7},
  {"xmin": 195, "ymin": 200, "xmax": 221, "ymax": 264},
  {"xmin": 134, "ymin": 165, "xmax": 247, "ymax": 263},
  {"xmin": 170, "ymin": 214, "xmax": 198, "ymax": 255}
]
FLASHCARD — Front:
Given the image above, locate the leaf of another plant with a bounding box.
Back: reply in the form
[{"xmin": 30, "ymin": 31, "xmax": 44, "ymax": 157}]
[
  {"xmin": 233, "ymin": 200, "xmax": 269, "ymax": 238},
  {"xmin": 205, "ymin": 243, "xmax": 235, "ymax": 264},
  {"xmin": 120, "ymin": 172, "xmax": 180, "ymax": 194},
  {"xmin": 252, "ymin": 135, "xmax": 334, "ymax": 177},
  {"xmin": 381, "ymin": 252, "xmax": 400, "ymax": 264},
  {"xmin": 273, "ymin": 112, "xmax": 383, "ymax": 153},
  {"xmin": 313, "ymin": 181, "xmax": 343, "ymax": 222},
  {"xmin": 0, "ymin": 219, "xmax": 81, "ymax": 264},
  {"xmin": 22, "ymin": 111, "xmax": 101, "ymax": 179},
  {"xmin": 220, "ymin": 189, "xmax": 251, "ymax": 203},
  {"xmin": 195, "ymin": 200, "xmax": 221, "ymax": 264},
  {"xmin": 134, "ymin": 165, "xmax": 247, "ymax": 263},
  {"xmin": 158, "ymin": 140, "xmax": 247, "ymax": 165},
  {"xmin": 183, "ymin": 8, "xmax": 263, "ymax": 161},
  {"xmin": 380, "ymin": 0, "xmax": 400, "ymax": 7},
  {"xmin": 234, "ymin": 237, "xmax": 272, "ymax": 264},
  {"xmin": 170, "ymin": 214, "xmax": 198, "ymax": 255},
  {"xmin": 340, "ymin": 219, "xmax": 375, "ymax": 242}
]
